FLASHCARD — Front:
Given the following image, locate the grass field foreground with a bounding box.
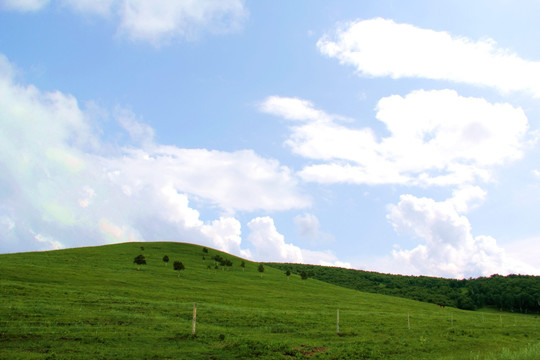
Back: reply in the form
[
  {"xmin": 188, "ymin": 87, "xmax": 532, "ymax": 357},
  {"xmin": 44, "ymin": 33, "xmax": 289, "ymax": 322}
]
[{"xmin": 0, "ymin": 242, "xmax": 539, "ymax": 359}]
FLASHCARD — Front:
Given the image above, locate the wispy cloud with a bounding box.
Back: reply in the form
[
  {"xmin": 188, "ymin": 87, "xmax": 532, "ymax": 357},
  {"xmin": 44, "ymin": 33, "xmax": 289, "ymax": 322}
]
[
  {"xmin": 0, "ymin": 0, "xmax": 49, "ymax": 12},
  {"xmin": 318, "ymin": 17, "xmax": 540, "ymax": 97},
  {"xmin": 0, "ymin": 0, "xmax": 247, "ymax": 45}
]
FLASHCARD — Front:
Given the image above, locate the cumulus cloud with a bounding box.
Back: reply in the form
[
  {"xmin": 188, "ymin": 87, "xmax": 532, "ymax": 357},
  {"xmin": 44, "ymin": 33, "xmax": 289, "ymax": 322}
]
[
  {"xmin": 260, "ymin": 91, "xmax": 528, "ymax": 186},
  {"xmin": 1, "ymin": 0, "xmax": 247, "ymax": 45},
  {"xmin": 247, "ymin": 216, "xmax": 349, "ymax": 267},
  {"xmin": 247, "ymin": 217, "xmax": 304, "ymax": 263},
  {"xmin": 386, "ymin": 190, "xmax": 535, "ymax": 278},
  {"xmin": 318, "ymin": 17, "xmax": 540, "ymax": 97},
  {"xmin": 104, "ymin": 147, "xmax": 309, "ymax": 213},
  {"xmin": 0, "ymin": 53, "xmax": 306, "ymax": 255}
]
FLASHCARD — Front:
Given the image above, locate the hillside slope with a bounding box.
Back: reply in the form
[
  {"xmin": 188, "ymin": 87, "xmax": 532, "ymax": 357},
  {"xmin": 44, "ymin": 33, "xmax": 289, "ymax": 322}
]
[
  {"xmin": 1, "ymin": 242, "xmax": 538, "ymax": 359},
  {"xmin": 267, "ymin": 263, "xmax": 540, "ymax": 312}
]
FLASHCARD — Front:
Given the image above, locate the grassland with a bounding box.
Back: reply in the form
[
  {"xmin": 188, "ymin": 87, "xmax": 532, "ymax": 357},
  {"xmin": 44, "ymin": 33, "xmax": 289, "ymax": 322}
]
[{"xmin": 0, "ymin": 242, "xmax": 538, "ymax": 359}]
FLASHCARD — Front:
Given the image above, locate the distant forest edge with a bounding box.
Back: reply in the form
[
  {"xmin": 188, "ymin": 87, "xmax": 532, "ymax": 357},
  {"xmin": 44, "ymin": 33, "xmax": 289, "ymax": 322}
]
[{"xmin": 267, "ymin": 263, "xmax": 540, "ymax": 313}]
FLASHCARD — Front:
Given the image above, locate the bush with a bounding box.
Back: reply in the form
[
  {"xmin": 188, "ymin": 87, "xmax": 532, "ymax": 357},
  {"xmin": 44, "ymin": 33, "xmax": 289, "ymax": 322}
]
[{"xmin": 133, "ymin": 254, "xmax": 146, "ymax": 271}]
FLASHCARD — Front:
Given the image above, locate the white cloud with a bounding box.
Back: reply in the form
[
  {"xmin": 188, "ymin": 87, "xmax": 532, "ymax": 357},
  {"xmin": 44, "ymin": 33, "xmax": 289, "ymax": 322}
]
[
  {"xmin": 201, "ymin": 217, "xmax": 251, "ymax": 259},
  {"xmin": 259, "ymin": 96, "xmax": 332, "ymax": 123},
  {"xmin": 115, "ymin": 107, "xmax": 155, "ymax": 146},
  {"xmin": 247, "ymin": 217, "xmax": 304, "ymax": 263},
  {"xmin": 0, "ymin": 0, "xmax": 49, "ymax": 12},
  {"xmin": 318, "ymin": 18, "xmax": 540, "ymax": 97},
  {"xmin": 503, "ymin": 237, "xmax": 540, "ymax": 274},
  {"xmin": 260, "ymin": 91, "xmax": 529, "ymax": 186},
  {"xmin": 31, "ymin": 231, "xmax": 63, "ymax": 250},
  {"xmin": 1, "ymin": 0, "xmax": 247, "ymax": 45},
  {"xmin": 117, "ymin": 0, "xmax": 247, "ymax": 44},
  {"xmin": 104, "ymin": 146, "xmax": 309, "ymax": 213},
  {"xmin": 247, "ymin": 216, "xmax": 348, "ymax": 267},
  {"xmin": 386, "ymin": 191, "xmax": 535, "ymax": 278},
  {"xmin": 0, "ymin": 53, "xmax": 305, "ymax": 255},
  {"xmin": 61, "ymin": 0, "xmax": 115, "ymax": 16},
  {"xmin": 300, "ymin": 248, "xmax": 351, "ymax": 268}
]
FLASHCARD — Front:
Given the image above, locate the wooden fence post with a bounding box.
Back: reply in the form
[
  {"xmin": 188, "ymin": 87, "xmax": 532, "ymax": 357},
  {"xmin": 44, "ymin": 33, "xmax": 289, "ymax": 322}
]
[{"xmin": 192, "ymin": 302, "xmax": 197, "ymax": 335}]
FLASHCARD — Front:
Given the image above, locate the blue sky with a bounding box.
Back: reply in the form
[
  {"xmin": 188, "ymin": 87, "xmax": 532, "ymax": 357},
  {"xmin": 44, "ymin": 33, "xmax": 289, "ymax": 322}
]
[{"xmin": 1, "ymin": 0, "xmax": 540, "ymax": 278}]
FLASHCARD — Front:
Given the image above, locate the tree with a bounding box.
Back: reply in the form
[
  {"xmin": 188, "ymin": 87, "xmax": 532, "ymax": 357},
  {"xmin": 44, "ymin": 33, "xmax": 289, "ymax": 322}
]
[
  {"xmin": 202, "ymin": 247, "xmax": 209, "ymax": 254},
  {"xmin": 286, "ymin": 269, "xmax": 291, "ymax": 279},
  {"xmin": 133, "ymin": 254, "xmax": 146, "ymax": 271},
  {"xmin": 173, "ymin": 261, "xmax": 185, "ymax": 277},
  {"xmin": 300, "ymin": 271, "xmax": 308, "ymax": 280},
  {"xmin": 240, "ymin": 261, "xmax": 246, "ymax": 272},
  {"xmin": 163, "ymin": 255, "xmax": 169, "ymax": 266},
  {"xmin": 258, "ymin": 264, "xmax": 264, "ymax": 277}
]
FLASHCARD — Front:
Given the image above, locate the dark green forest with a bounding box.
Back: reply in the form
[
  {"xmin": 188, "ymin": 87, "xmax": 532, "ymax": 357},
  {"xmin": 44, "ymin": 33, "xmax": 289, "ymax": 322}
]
[{"xmin": 268, "ymin": 263, "xmax": 540, "ymax": 313}]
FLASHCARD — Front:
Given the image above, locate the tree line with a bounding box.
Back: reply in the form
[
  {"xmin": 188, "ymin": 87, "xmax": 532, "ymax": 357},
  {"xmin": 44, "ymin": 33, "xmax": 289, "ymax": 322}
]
[{"xmin": 268, "ymin": 263, "xmax": 540, "ymax": 313}]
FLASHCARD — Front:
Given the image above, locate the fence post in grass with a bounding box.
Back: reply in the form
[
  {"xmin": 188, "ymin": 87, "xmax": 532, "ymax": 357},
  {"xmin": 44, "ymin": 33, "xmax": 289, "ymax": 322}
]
[
  {"xmin": 192, "ymin": 302, "xmax": 197, "ymax": 336},
  {"xmin": 407, "ymin": 312, "xmax": 410, "ymax": 330},
  {"xmin": 336, "ymin": 309, "xmax": 339, "ymax": 334}
]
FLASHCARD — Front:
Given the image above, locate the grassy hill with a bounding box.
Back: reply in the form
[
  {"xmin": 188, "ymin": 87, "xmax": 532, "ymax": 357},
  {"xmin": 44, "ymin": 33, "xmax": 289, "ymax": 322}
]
[
  {"xmin": 0, "ymin": 242, "xmax": 539, "ymax": 359},
  {"xmin": 267, "ymin": 263, "xmax": 540, "ymax": 312}
]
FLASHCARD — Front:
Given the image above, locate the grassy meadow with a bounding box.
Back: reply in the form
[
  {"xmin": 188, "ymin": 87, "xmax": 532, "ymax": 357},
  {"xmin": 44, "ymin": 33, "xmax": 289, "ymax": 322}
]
[{"xmin": 0, "ymin": 242, "xmax": 538, "ymax": 359}]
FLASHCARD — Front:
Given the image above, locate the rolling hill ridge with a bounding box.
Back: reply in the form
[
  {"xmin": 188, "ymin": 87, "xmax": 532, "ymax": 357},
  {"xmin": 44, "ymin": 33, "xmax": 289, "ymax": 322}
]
[
  {"xmin": 1, "ymin": 242, "xmax": 539, "ymax": 359},
  {"xmin": 268, "ymin": 263, "xmax": 540, "ymax": 313}
]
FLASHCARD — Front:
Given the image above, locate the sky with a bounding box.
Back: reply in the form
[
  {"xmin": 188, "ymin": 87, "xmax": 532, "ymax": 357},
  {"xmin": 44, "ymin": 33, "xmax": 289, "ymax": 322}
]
[{"xmin": 1, "ymin": 0, "xmax": 540, "ymax": 279}]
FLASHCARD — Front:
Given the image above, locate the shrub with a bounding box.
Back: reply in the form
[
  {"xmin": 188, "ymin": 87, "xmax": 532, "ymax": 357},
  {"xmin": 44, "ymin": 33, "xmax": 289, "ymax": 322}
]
[{"xmin": 133, "ymin": 254, "xmax": 146, "ymax": 271}]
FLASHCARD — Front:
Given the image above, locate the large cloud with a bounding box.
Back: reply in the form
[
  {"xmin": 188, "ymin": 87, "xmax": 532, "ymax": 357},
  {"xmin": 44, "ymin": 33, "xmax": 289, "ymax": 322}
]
[
  {"xmin": 0, "ymin": 54, "xmax": 306, "ymax": 255},
  {"xmin": 0, "ymin": 0, "xmax": 247, "ymax": 45},
  {"xmin": 260, "ymin": 91, "xmax": 529, "ymax": 186},
  {"xmin": 318, "ymin": 17, "xmax": 540, "ymax": 97},
  {"xmin": 386, "ymin": 188, "xmax": 535, "ymax": 278}
]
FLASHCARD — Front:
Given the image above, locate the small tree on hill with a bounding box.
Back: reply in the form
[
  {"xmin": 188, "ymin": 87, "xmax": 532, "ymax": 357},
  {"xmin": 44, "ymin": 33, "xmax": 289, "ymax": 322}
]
[
  {"xmin": 300, "ymin": 271, "xmax": 308, "ymax": 280},
  {"xmin": 258, "ymin": 264, "xmax": 264, "ymax": 278},
  {"xmin": 240, "ymin": 261, "xmax": 245, "ymax": 272},
  {"xmin": 163, "ymin": 255, "xmax": 169, "ymax": 266},
  {"xmin": 173, "ymin": 261, "xmax": 185, "ymax": 277},
  {"xmin": 202, "ymin": 247, "xmax": 209, "ymax": 254},
  {"xmin": 134, "ymin": 254, "xmax": 146, "ymax": 271},
  {"xmin": 286, "ymin": 269, "xmax": 291, "ymax": 279}
]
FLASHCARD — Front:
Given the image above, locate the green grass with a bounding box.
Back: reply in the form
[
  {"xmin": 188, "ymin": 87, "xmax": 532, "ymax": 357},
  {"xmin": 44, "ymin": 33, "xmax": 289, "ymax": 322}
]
[{"xmin": 0, "ymin": 242, "xmax": 538, "ymax": 359}]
